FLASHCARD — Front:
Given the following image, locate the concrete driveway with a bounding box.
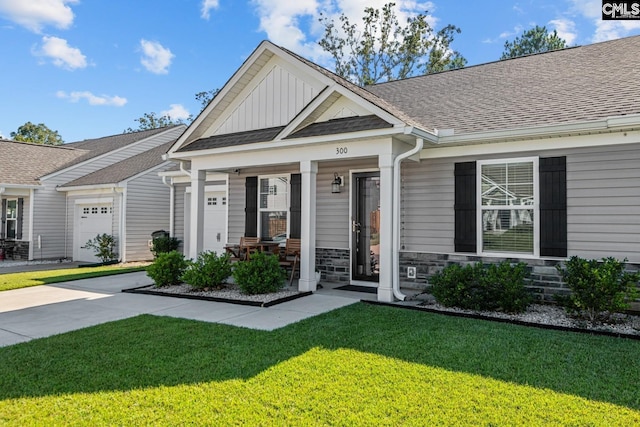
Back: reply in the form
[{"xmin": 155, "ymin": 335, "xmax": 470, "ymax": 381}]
[{"xmin": 0, "ymin": 272, "xmax": 359, "ymax": 347}]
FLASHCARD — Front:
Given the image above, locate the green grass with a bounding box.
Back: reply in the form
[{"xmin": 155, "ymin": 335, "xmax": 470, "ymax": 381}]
[
  {"xmin": 0, "ymin": 265, "xmax": 147, "ymax": 292},
  {"xmin": 0, "ymin": 304, "xmax": 639, "ymax": 425}
]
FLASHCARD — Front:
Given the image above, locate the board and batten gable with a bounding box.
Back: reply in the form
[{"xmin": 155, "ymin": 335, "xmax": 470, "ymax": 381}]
[
  {"xmin": 400, "ymin": 141, "xmax": 640, "ymax": 263},
  {"xmin": 124, "ymin": 164, "xmax": 173, "ymax": 261},
  {"xmin": 204, "ymin": 56, "xmax": 325, "ymax": 138}
]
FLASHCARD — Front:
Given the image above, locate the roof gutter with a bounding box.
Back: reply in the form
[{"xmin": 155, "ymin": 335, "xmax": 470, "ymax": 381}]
[
  {"xmin": 392, "ymin": 136, "xmax": 424, "ymax": 301},
  {"xmin": 435, "ymin": 113, "xmax": 640, "ymax": 146}
]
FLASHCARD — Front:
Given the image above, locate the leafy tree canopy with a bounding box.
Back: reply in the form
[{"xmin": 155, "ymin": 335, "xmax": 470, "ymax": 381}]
[
  {"xmin": 319, "ymin": 2, "xmax": 466, "ymax": 86},
  {"xmin": 501, "ymin": 25, "xmax": 568, "ymax": 60},
  {"xmin": 10, "ymin": 122, "xmax": 64, "ymax": 145}
]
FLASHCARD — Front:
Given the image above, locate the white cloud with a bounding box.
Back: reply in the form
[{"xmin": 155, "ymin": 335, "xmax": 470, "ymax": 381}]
[
  {"xmin": 566, "ymin": 0, "xmax": 640, "ymax": 42},
  {"xmin": 201, "ymin": 0, "xmax": 219, "ymax": 19},
  {"xmin": 56, "ymin": 90, "xmax": 127, "ymax": 107},
  {"xmin": 498, "ymin": 25, "xmax": 524, "ymax": 39},
  {"xmin": 548, "ymin": 19, "xmax": 577, "ymax": 45},
  {"xmin": 251, "ymin": 0, "xmax": 437, "ymax": 63},
  {"xmin": 35, "ymin": 36, "xmax": 87, "ymax": 70},
  {"xmin": 160, "ymin": 104, "xmax": 191, "ymax": 120},
  {"xmin": 139, "ymin": 39, "xmax": 174, "ymax": 74},
  {"xmin": 0, "ymin": 0, "xmax": 77, "ymax": 33}
]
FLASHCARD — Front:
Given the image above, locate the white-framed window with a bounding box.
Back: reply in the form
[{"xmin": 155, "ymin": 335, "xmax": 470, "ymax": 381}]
[
  {"xmin": 222, "ymin": 197, "xmax": 227, "ymax": 206},
  {"xmin": 83, "ymin": 207, "xmax": 90, "ymax": 215},
  {"xmin": 477, "ymin": 157, "xmax": 539, "ymax": 256},
  {"xmin": 207, "ymin": 197, "xmax": 217, "ymax": 206},
  {"xmin": 258, "ymin": 175, "xmax": 289, "ymax": 241},
  {"xmin": 5, "ymin": 199, "xmax": 17, "ymax": 239}
]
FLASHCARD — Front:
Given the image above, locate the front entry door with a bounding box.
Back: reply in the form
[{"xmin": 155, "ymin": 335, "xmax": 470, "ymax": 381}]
[{"xmin": 352, "ymin": 172, "xmax": 380, "ymax": 282}]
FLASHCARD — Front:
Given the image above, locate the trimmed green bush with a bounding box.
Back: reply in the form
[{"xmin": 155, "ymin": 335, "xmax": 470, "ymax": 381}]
[
  {"xmin": 429, "ymin": 261, "xmax": 531, "ymax": 313},
  {"xmin": 146, "ymin": 250, "xmax": 187, "ymax": 287},
  {"xmin": 182, "ymin": 251, "xmax": 232, "ymax": 289},
  {"xmin": 83, "ymin": 233, "xmax": 118, "ymax": 263},
  {"xmin": 486, "ymin": 261, "xmax": 532, "ymax": 313},
  {"xmin": 556, "ymin": 256, "xmax": 640, "ymax": 323},
  {"xmin": 151, "ymin": 236, "xmax": 181, "ymax": 258},
  {"xmin": 232, "ymin": 251, "xmax": 286, "ymax": 295}
]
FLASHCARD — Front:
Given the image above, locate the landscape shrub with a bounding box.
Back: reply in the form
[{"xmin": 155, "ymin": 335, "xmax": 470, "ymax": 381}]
[
  {"xmin": 182, "ymin": 251, "xmax": 232, "ymax": 289},
  {"xmin": 485, "ymin": 261, "xmax": 532, "ymax": 313},
  {"xmin": 151, "ymin": 236, "xmax": 181, "ymax": 258},
  {"xmin": 83, "ymin": 233, "xmax": 118, "ymax": 263},
  {"xmin": 232, "ymin": 251, "xmax": 286, "ymax": 295},
  {"xmin": 429, "ymin": 261, "xmax": 531, "ymax": 313},
  {"xmin": 556, "ymin": 256, "xmax": 640, "ymax": 323},
  {"xmin": 146, "ymin": 250, "xmax": 187, "ymax": 287}
]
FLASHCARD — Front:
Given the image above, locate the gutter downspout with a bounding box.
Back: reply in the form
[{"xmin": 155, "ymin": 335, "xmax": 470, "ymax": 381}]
[
  {"xmin": 180, "ymin": 161, "xmax": 190, "ymax": 176},
  {"xmin": 392, "ymin": 136, "xmax": 424, "ymax": 301},
  {"xmin": 162, "ymin": 176, "xmax": 175, "ymax": 236}
]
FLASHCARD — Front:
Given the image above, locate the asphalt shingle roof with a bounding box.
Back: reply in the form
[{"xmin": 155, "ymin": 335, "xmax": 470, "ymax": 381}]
[
  {"xmin": 366, "ymin": 36, "xmax": 640, "ymax": 134},
  {"xmin": 286, "ymin": 115, "xmax": 392, "ymax": 139},
  {"xmin": 0, "ymin": 140, "xmax": 87, "ymax": 186},
  {"xmin": 60, "ymin": 140, "xmax": 176, "ymax": 188},
  {"xmin": 60, "ymin": 126, "xmax": 181, "ymax": 172},
  {"xmin": 177, "ymin": 126, "xmax": 285, "ymax": 152}
]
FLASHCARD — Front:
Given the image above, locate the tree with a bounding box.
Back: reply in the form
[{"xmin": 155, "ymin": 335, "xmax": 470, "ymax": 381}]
[
  {"xmin": 501, "ymin": 25, "xmax": 568, "ymax": 60},
  {"xmin": 10, "ymin": 122, "xmax": 64, "ymax": 145},
  {"xmin": 319, "ymin": 2, "xmax": 466, "ymax": 86},
  {"xmin": 125, "ymin": 89, "xmax": 219, "ymax": 133},
  {"xmin": 124, "ymin": 112, "xmax": 186, "ymax": 133}
]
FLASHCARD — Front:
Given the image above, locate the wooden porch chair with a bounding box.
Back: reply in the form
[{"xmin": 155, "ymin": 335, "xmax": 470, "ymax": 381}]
[
  {"xmin": 279, "ymin": 238, "xmax": 300, "ymax": 286},
  {"xmin": 239, "ymin": 236, "xmax": 260, "ymax": 260}
]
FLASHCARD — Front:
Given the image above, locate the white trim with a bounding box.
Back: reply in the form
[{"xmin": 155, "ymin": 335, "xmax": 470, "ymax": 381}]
[
  {"xmin": 422, "ymin": 128, "xmax": 640, "ymax": 159},
  {"xmin": 256, "ymin": 173, "xmax": 291, "ymax": 240},
  {"xmin": 3, "ymin": 197, "xmax": 17, "ymax": 240},
  {"xmin": 28, "ymin": 189, "xmax": 34, "ymax": 260},
  {"xmin": 120, "ymin": 186, "xmax": 127, "ymax": 262},
  {"xmin": 476, "ymin": 156, "xmax": 539, "ymax": 258},
  {"xmin": 348, "ymin": 168, "xmax": 380, "ymax": 284},
  {"xmin": 58, "ymin": 184, "xmax": 117, "ymax": 192},
  {"xmin": 73, "ymin": 197, "xmax": 114, "ymax": 205}
]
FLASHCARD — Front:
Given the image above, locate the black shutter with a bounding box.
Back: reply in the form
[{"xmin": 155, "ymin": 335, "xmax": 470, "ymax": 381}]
[
  {"xmin": 454, "ymin": 161, "xmax": 477, "ymax": 253},
  {"xmin": 0, "ymin": 199, "xmax": 5, "ymax": 239},
  {"xmin": 244, "ymin": 177, "xmax": 258, "ymax": 237},
  {"xmin": 289, "ymin": 174, "xmax": 302, "ymax": 239},
  {"xmin": 539, "ymin": 157, "xmax": 567, "ymax": 257},
  {"xmin": 16, "ymin": 198, "xmax": 24, "ymax": 240}
]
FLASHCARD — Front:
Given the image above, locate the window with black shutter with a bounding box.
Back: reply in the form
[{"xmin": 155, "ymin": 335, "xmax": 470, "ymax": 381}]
[
  {"xmin": 454, "ymin": 162, "xmax": 477, "ymax": 253},
  {"xmin": 539, "ymin": 157, "xmax": 567, "ymax": 257}
]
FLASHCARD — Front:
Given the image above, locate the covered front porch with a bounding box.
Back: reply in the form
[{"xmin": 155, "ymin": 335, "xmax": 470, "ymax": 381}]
[{"xmin": 180, "ymin": 134, "xmax": 421, "ymax": 302}]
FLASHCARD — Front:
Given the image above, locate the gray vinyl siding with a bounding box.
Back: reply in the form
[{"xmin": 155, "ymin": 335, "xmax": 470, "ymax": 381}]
[
  {"xmin": 125, "ymin": 166, "xmax": 172, "ymax": 261},
  {"xmin": 64, "ymin": 192, "xmax": 120, "ymax": 259},
  {"xmin": 316, "ymin": 159, "xmax": 378, "ymax": 249},
  {"xmin": 227, "ymin": 159, "xmax": 377, "ymax": 249},
  {"xmin": 400, "ymin": 142, "xmax": 640, "ymax": 263},
  {"xmin": 31, "ymin": 182, "xmax": 69, "ymax": 259}
]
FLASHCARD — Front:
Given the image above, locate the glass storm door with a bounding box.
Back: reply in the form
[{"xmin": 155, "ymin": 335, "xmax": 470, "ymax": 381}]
[{"xmin": 351, "ymin": 172, "xmax": 380, "ymax": 282}]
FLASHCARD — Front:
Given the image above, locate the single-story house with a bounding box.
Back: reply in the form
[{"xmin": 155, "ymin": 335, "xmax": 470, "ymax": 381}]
[
  {"xmin": 165, "ymin": 36, "xmax": 640, "ymax": 302},
  {"xmin": 1, "ymin": 125, "xmax": 185, "ymax": 262}
]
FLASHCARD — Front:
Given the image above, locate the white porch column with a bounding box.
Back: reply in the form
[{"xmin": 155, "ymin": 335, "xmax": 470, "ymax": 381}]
[
  {"xmin": 189, "ymin": 169, "xmax": 206, "ymax": 259},
  {"xmin": 378, "ymin": 154, "xmax": 394, "ymax": 302},
  {"xmin": 299, "ymin": 160, "xmax": 318, "ymax": 292}
]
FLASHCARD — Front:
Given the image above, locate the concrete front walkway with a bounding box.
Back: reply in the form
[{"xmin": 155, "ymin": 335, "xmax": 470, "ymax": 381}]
[{"xmin": 0, "ymin": 272, "xmax": 361, "ymax": 347}]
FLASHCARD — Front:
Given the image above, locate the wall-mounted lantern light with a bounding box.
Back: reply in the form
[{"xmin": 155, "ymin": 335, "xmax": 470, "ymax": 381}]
[{"xmin": 331, "ymin": 173, "xmax": 343, "ymax": 194}]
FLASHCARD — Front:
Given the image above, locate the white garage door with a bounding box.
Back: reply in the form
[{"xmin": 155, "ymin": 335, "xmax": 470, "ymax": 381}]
[
  {"xmin": 203, "ymin": 192, "xmax": 227, "ymax": 255},
  {"xmin": 76, "ymin": 203, "xmax": 113, "ymax": 262}
]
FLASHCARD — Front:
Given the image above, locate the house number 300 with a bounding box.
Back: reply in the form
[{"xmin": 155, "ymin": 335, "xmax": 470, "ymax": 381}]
[{"xmin": 336, "ymin": 147, "xmax": 348, "ymax": 155}]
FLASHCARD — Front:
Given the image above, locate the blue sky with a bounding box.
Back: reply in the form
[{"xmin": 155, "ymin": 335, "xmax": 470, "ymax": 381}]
[{"xmin": 1, "ymin": 0, "xmax": 639, "ymax": 142}]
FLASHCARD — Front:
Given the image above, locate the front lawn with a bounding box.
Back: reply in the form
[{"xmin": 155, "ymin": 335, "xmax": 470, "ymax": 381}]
[
  {"xmin": 0, "ymin": 304, "xmax": 639, "ymax": 425},
  {"xmin": 0, "ymin": 265, "xmax": 147, "ymax": 292}
]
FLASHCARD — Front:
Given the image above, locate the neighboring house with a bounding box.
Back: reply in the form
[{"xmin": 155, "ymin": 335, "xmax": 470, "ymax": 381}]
[
  {"xmin": 0, "ymin": 125, "xmax": 185, "ymax": 262},
  {"xmin": 165, "ymin": 36, "xmax": 640, "ymax": 302}
]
